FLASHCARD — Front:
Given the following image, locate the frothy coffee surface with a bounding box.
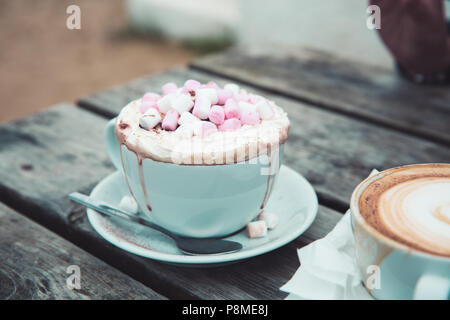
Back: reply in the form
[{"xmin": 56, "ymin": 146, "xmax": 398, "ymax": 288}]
[{"xmin": 359, "ymin": 164, "xmax": 450, "ymax": 257}]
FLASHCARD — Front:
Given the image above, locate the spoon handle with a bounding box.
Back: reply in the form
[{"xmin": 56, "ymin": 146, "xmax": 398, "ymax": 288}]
[{"xmin": 68, "ymin": 192, "xmax": 175, "ymax": 238}]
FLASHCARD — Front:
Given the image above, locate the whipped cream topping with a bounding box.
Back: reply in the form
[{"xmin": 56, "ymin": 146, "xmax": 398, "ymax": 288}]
[
  {"xmin": 378, "ymin": 177, "xmax": 450, "ymax": 257},
  {"xmin": 115, "ymin": 92, "xmax": 289, "ymax": 165}
]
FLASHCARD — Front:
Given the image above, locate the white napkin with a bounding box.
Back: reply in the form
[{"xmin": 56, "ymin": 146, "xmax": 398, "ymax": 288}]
[{"xmin": 280, "ymin": 170, "xmax": 379, "ymax": 300}]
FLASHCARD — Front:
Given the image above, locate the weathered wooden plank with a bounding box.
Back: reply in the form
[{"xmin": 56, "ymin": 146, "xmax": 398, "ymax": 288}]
[
  {"xmin": 78, "ymin": 68, "xmax": 192, "ymax": 118},
  {"xmin": 191, "ymin": 46, "xmax": 450, "ymax": 146},
  {"xmin": 77, "ymin": 68, "xmax": 450, "ymax": 209},
  {"xmin": 0, "ymin": 103, "xmax": 342, "ymax": 300},
  {"xmin": 73, "ymin": 205, "xmax": 341, "ymax": 300},
  {"xmin": 0, "ymin": 202, "xmax": 165, "ymax": 300}
]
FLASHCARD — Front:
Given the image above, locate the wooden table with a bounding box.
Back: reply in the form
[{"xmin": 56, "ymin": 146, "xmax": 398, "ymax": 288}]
[{"xmin": 1, "ymin": 46, "xmax": 449, "ymax": 300}]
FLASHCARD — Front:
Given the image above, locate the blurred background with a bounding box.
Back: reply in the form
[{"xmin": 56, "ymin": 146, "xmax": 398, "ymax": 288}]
[{"xmin": 2, "ymin": 0, "xmax": 447, "ymax": 124}]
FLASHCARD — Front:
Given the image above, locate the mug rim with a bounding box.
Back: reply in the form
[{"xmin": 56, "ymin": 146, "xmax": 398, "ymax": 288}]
[{"xmin": 350, "ymin": 163, "xmax": 450, "ymax": 262}]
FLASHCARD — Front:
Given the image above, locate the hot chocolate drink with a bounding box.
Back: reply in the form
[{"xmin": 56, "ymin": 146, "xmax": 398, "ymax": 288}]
[
  {"xmin": 104, "ymin": 80, "xmax": 290, "ymax": 238},
  {"xmin": 359, "ymin": 164, "xmax": 450, "ymax": 257},
  {"xmin": 115, "ymin": 80, "xmax": 290, "ymax": 165}
]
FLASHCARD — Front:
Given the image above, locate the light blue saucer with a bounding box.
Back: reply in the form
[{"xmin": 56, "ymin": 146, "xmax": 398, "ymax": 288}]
[{"xmin": 87, "ymin": 165, "xmax": 318, "ymax": 266}]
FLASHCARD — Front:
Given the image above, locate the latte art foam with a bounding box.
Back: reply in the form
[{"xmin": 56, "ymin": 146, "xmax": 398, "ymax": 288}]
[
  {"xmin": 379, "ymin": 178, "xmax": 450, "ymax": 256},
  {"xmin": 360, "ymin": 164, "xmax": 450, "ymax": 257}
]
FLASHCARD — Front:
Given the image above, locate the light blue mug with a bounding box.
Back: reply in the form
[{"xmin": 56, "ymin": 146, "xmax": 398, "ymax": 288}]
[
  {"xmin": 350, "ymin": 165, "xmax": 450, "ymax": 300},
  {"xmin": 105, "ymin": 118, "xmax": 284, "ymax": 238}
]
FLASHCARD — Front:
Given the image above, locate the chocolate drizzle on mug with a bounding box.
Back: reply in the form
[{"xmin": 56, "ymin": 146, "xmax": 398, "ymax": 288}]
[
  {"xmin": 118, "ymin": 136, "xmax": 153, "ymax": 213},
  {"xmin": 137, "ymin": 155, "xmax": 152, "ymax": 212},
  {"xmin": 119, "ymin": 145, "xmax": 139, "ymax": 209},
  {"xmin": 260, "ymin": 146, "xmax": 280, "ymax": 210}
]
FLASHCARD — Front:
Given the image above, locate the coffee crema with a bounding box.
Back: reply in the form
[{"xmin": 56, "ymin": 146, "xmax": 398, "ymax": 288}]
[{"xmin": 359, "ymin": 164, "xmax": 450, "ymax": 257}]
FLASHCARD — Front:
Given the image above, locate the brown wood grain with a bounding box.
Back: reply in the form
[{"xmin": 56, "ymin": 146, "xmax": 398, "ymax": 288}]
[
  {"xmin": 191, "ymin": 46, "xmax": 450, "ymax": 146},
  {"xmin": 0, "ymin": 103, "xmax": 342, "ymax": 299},
  {"xmin": 0, "ymin": 202, "xmax": 165, "ymax": 300},
  {"xmin": 78, "ymin": 68, "xmax": 450, "ymax": 210}
]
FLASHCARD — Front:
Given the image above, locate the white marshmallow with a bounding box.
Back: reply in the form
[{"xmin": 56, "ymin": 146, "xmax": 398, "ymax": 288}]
[
  {"xmin": 119, "ymin": 195, "xmax": 139, "ymax": 214},
  {"xmin": 193, "ymin": 121, "xmax": 217, "ymax": 138},
  {"xmin": 238, "ymin": 101, "xmax": 257, "ymax": 114},
  {"xmin": 174, "ymin": 123, "xmax": 195, "ymax": 137},
  {"xmin": 224, "ymin": 83, "xmax": 240, "ymax": 95},
  {"xmin": 255, "ymin": 100, "xmax": 274, "ymax": 120},
  {"xmin": 172, "ymin": 94, "xmax": 194, "ymax": 113},
  {"xmin": 196, "ymin": 88, "xmax": 218, "ymax": 105},
  {"xmin": 144, "ymin": 107, "xmax": 160, "ymax": 117},
  {"xmin": 246, "ymin": 220, "xmax": 268, "ymax": 238},
  {"xmin": 258, "ymin": 211, "xmax": 278, "ymax": 229},
  {"xmin": 193, "ymin": 96, "xmax": 212, "ymax": 120},
  {"xmin": 139, "ymin": 108, "xmax": 161, "ymax": 130},
  {"xmin": 157, "ymin": 93, "xmax": 176, "ymax": 113},
  {"xmin": 178, "ymin": 111, "xmax": 200, "ymax": 126}
]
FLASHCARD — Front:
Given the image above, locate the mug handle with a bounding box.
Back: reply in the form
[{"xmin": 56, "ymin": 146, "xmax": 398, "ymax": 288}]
[
  {"xmin": 104, "ymin": 118, "xmax": 122, "ymax": 170},
  {"xmin": 413, "ymin": 274, "xmax": 450, "ymax": 300}
]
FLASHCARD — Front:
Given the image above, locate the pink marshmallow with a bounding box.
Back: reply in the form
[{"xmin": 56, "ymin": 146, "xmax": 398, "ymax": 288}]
[
  {"xmin": 255, "ymin": 100, "xmax": 275, "ymax": 119},
  {"xmin": 142, "ymin": 92, "xmax": 161, "ymax": 103},
  {"xmin": 240, "ymin": 111, "xmax": 260, "ymax": 126},
  {"xmin": 184, "ymin": 79, "xmax": 201, "ymax": 92},
  {"xmin": 217, "ymin": 89, "xmax": 234, "ymax": 105},
  {"xmin": 194, "ymin": 121, "xmax": 218, "ymax": 138},
  {"xmin": 180, "ymin": 87, "xmax": 190, "ymax": 95},
  {"xmin": 206, "ymin": 81, "xmax": 220, "ymax": 89},
  {"xmin": 238, "ymin": 101, "xmax": 256, "ymax": 114},
  {"xmin": 218, "ymin": 118, "xmax": 241, "ymax": 131},
  {"xmin": 224, "ymin": 83, "xmax": 239, "ymax": 95},
  {"xmin": 162, "ymin": 82, "xmax": 178, "ymax": 95},
  {"xmin": 246, "ymin": 221, "xmax": 267, "ymax": 238},
  {"xmin": 249, "ymin": 95, "xmax": 262, "ymax": 104},
  {"xmin": 224, "ymin": 99, "xmax": 240, "ymax": 119},
  {"xmin": 208, "ymin": 105, "xmax": 225, "ymax": 125},
  {"xmin": 234, "ymin": 93, "xmax": 250, "ymax": 102},
  {"xmin": 139, "ymin": 101, "xmax": 159, "ymax": 114},
  {"xmin": 161, "ymin": 109, "xmax": 180, "ymax": 131}
]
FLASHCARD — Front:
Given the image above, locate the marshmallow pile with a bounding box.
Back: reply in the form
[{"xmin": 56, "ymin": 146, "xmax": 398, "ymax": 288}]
[
  {"xmin": 138, "ymin": 80, "xmax": 276, "ymax": 138},
  {"xmin": 246, "ymin": 211, "xmax": 279, "ymax": 239}
]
